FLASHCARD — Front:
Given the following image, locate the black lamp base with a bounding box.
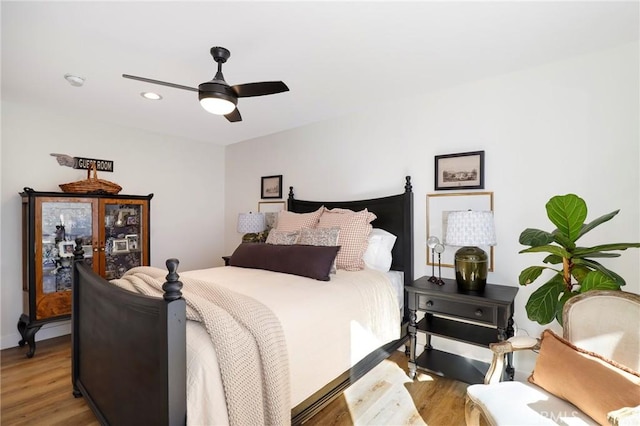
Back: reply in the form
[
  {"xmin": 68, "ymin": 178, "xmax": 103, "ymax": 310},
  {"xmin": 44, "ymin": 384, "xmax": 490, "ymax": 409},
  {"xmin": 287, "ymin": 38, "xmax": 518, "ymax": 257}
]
[{"xmin": 454, "ymin": 246, "xmax": 488, "ymax": 292}]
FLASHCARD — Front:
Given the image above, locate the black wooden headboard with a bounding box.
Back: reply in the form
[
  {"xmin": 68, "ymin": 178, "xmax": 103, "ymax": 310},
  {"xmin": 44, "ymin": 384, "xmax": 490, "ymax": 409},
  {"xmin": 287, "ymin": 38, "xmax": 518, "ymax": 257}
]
[{"xmin": 288, "ymin": 176, "xmax": 414, "ymax": 288}]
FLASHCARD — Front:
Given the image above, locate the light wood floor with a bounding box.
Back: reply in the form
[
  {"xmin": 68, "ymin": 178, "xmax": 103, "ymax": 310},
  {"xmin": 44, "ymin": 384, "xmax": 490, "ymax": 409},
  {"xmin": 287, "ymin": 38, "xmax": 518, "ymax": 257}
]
[{"xmin": 1, "ymin": 336, "xmax": 468, "ymax": 425}]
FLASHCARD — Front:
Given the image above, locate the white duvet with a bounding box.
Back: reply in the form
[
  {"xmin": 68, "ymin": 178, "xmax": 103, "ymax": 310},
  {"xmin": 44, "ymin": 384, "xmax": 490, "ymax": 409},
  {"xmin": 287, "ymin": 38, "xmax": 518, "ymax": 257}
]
[{"xmin": 181, "ymin": 266, "xmax": 401, "ymax": 426}]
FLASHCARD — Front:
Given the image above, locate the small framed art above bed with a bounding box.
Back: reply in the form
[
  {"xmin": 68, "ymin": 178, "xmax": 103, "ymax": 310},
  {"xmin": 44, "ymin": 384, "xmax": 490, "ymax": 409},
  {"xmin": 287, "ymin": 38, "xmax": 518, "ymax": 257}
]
[{"xmin": 71, "ymin": 176, "xmax": 414, "ymax": 426}]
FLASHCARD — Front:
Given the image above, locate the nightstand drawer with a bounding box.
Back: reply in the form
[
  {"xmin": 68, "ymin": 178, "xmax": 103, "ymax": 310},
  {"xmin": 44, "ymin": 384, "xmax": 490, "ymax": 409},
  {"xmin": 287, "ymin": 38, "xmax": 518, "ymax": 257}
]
[{"xmin": 417, "ymin": 295, "xmax": 497, "ymax": 326}]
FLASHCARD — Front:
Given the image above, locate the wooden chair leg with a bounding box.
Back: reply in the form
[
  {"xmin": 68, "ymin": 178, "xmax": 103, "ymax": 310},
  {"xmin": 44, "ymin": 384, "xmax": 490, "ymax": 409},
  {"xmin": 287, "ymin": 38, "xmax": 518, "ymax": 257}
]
[{"xmin": 465, "ymin": 396, "xmax": 484, "ymax": 426}]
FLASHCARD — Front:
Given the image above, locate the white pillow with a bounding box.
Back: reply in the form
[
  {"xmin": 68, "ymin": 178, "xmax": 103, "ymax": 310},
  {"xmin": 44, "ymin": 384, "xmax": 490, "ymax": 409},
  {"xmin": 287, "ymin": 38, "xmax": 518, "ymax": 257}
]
[{"xmin": 363, "ymin": 228, "xmax": 397, "ymax": 272}]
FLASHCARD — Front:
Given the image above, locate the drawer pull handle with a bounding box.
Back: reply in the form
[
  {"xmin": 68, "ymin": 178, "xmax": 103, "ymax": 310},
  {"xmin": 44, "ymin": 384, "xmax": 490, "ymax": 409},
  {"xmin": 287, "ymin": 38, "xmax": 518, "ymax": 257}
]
[
  {"xmin": 426, "ymin": 301, "xmax": 433, "ymax": 307},
  {"xmin": 475, "ymin": 309, "xmax": 483, "ymax": 317}
]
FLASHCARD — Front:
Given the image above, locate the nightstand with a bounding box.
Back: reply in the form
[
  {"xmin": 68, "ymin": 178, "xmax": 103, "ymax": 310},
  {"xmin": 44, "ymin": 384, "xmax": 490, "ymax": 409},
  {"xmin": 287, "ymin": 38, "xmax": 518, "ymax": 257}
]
[{"xmin": 406, "ymin": 276, "xmax": 518, "ymax": 384}]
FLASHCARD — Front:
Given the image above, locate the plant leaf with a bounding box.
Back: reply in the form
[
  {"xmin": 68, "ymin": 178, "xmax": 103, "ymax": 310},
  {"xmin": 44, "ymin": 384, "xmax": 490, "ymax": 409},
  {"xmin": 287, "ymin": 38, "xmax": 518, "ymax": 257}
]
[
  {"xmin": 573, "ymin": 259, "xmax": 627, "ymax": 286},
  {"xmin": 519, "ymin": 228, "xmax": 554, "ymax": 246},
  {"xmin": 551, "ymin": 230, "xmax": 575, "ymax": 251},
  {"xmin": 543, "ymin": 254, "xmax": 563, "ymax": 265},
  {"xmin": 574, "ymin": 251, "xmax": 620, "ymax": 259},
  {"xmin": 545, "ymin": 194, "xmax": 587, "ymax": 243},
  {"xmin": 555, "ymin": 292, "xmax": 576, "ymax": 324},
  {"xmin": 519, "ymin": 245, "xmax": 570, "ymax": 258},
  {"xmin": 573, "ymin": 243, "xmax": 640, "ymax": 257},
  {"xmin": 525, "ymin": 275, "xmax": 565, "ymax": 325},
  {"xmin": 578, "ymin": 210, "xmax": 619, "ymax": 239},
  {"xmin": 571, "ymin": 265, "xmax": 591, "ymax": 283},
  {"xmin": 519, "ymin": 266, "xmax": 548, "ymax": 285},
  {"xmin": 579, "ymin": 271, "xmax": 621, "ymax": 292}
]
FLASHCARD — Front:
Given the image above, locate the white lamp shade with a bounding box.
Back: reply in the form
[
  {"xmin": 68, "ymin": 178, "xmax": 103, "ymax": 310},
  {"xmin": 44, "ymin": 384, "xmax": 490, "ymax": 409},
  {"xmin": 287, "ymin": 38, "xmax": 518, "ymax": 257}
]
[
  {"xmin": 200, "ymin": 97, "xmax": 236, "ymax": 115},
  {"xmin": 237, "ymin": 212, "xmax": 266, "ymax": 234},
  {"xmin": 445, "ymin": 210, "xmax": 496, "ymax": 247}
]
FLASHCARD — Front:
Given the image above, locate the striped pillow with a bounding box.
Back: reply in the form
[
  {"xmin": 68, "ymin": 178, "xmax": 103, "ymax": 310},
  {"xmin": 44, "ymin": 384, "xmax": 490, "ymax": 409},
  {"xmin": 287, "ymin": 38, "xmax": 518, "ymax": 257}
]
[
  {"xmin": 317, "ymin": 207, "xmax": 376, "ymax": 271},
  {"xmin": 275, "ymin": 207, "xmax": 323, "ymax": 232}
]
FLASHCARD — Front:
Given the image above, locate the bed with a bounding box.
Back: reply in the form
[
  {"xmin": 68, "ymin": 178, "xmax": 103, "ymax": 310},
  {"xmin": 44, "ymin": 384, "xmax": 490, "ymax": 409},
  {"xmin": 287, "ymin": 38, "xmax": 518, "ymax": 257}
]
[{"xmin": 71, "ymin": 176, "xmax": 414, "ymax": 425}]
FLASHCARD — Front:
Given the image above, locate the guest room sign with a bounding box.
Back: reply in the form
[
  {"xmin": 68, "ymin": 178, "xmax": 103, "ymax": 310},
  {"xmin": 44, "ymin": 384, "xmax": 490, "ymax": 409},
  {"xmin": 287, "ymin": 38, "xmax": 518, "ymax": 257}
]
[{"xmin": 50, "ymin": 153, "xmax": 114, "ymax": 172}]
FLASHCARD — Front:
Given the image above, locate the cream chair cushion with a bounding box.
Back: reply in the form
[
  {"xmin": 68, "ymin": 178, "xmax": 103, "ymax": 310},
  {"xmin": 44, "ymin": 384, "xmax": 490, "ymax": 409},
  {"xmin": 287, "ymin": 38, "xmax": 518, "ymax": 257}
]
[{"xmin": 466, "ymin": 381, "xmax": 598, "ymax": 425}]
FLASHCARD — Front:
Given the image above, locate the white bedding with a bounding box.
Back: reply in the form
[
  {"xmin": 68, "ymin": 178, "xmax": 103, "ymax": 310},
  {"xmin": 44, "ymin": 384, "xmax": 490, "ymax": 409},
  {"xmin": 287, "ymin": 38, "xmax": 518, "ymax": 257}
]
[
  {"xmin": 385, "ymin": 269, "xmax": 404, "ymax": 311},
  {"xmin": 181, "ymin": 266, "xmax": 401, "ymax": 425}
]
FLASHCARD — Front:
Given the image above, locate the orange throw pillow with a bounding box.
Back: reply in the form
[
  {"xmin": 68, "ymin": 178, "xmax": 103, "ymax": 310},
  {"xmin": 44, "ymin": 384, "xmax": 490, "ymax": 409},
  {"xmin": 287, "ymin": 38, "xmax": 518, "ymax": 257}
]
[{"xmin": 529, "ymin": 329, "xmax": 640, "ymax": 425}]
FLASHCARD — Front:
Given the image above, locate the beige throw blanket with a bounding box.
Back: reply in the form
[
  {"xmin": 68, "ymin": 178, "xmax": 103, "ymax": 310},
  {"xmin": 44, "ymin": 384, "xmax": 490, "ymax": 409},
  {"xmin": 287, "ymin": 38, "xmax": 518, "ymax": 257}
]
[{"xmin": 111, "ymin": 266, "xmax": 291, "ymax": 426}]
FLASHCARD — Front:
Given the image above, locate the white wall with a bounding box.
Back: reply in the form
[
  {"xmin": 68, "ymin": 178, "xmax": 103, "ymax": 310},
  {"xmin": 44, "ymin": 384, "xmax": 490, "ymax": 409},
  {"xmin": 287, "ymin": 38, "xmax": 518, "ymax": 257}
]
[
  {"xmin": 0, "ymin": 101, "xmax": 227, "ymax": 349},
  {"xmin": 225, "ymin": 42, "xmax": 640, "ymax": 375}
]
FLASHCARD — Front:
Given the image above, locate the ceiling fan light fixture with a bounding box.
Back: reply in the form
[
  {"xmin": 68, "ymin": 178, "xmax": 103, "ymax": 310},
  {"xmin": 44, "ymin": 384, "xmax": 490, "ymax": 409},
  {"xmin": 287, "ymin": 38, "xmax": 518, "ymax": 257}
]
[
  {"xmin": 199, "ymin": 97, "xmax": 236, "ymax": 115},
  {"xmin": 123, "ymin": 46, "xmax": 287, "ymax": 122},
  {"xmin": 198, "ymin": 81, "xmax": 237, "ymax": 115}
]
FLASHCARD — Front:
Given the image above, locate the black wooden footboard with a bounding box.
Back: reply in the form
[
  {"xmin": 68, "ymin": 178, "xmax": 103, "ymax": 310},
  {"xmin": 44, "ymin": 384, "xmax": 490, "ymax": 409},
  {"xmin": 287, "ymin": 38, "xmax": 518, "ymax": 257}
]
[{"xmin": 72, "ymin": 254, "xmax": 186, "ymax": 425}]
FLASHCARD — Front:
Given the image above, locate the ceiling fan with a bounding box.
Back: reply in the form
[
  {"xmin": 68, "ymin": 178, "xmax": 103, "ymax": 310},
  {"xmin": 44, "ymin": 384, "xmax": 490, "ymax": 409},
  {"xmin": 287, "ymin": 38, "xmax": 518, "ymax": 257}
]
[{"xmin": 123, "ymin": 46, "xmax": 289, "ymax": 122}]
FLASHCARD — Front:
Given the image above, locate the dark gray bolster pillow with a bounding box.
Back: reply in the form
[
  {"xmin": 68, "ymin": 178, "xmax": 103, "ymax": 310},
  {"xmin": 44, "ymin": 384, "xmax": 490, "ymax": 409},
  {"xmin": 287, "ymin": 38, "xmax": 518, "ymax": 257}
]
[{"xmin": 229, "ymin": 243, "xmax": 340, "ymax": 281}]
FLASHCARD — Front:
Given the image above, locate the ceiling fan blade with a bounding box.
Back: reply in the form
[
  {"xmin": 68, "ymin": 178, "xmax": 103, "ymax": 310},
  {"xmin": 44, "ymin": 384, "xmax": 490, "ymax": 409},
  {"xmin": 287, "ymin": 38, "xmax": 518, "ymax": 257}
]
[
  {"xmin": 225, "ymin": 108, "xmax": 242, "ymax": 123},
  {"xmin": 231, "ymin": 81, "xmax": 289, "ymax": 98},
  {"xmin": 122, "ymin": 74, "xmax": 198, "ymax": 92}
]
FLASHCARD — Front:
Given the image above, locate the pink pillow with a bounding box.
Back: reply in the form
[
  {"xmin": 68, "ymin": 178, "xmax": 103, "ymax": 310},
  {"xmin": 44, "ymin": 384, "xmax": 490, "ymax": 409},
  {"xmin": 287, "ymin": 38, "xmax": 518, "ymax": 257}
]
[
  {"xmin": 275, "ymin": 206, "xmax": 323, "ymax": 232},
  {"xmin": 317, "ymin": 207, "xmax": 376, "ymax": 271}
]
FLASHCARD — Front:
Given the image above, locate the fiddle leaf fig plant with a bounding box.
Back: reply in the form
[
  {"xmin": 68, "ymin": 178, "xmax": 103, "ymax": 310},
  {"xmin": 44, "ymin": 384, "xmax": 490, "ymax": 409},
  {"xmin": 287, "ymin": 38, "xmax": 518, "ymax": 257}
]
[{"xmin": 518, "ymin": 194, "xmax": 639, "ymax": 325}]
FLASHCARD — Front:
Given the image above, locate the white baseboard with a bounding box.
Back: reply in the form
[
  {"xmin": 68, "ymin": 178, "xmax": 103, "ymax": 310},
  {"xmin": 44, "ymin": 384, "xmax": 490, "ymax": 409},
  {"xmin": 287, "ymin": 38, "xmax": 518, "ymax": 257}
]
[{"xmin": 1, "ymin": 320, "xmax": 71, "ymax": 350}]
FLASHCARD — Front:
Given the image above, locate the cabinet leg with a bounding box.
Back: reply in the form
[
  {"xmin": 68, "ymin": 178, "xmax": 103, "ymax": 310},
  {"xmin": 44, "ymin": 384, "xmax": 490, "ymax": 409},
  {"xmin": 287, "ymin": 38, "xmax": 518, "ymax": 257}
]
[
  {"xmin": 408, "ymin": 308, "xmax": 417, "ymax": 379},
  {"xmin": 17, "ymin": 314, "xmax": 28, "ymax": 347},
  {"xmin": 17, "ymin": 314, "xmax": 41, "ymax": 358},
  {"xmin": 408, "ymin": 361, "xmax": 417, "ymax": 379},
  {"xmin": 499, "ymin": 317, "xmax": 516, "ymax": 380},
  {"xmin": 72, "ymin": 385, "xmax": 83, "ymax": 398},
  {"xmin": 505, "ymin": 316, "xmax": 516, "ymax": 380}
]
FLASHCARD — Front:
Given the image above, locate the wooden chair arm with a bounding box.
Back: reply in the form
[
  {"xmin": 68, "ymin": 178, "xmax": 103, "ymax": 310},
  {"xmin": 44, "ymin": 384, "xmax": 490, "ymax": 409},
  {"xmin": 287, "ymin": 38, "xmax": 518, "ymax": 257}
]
[{"xmin": 484, "ymin": 336, "xmax": 540, "ymax": 384}]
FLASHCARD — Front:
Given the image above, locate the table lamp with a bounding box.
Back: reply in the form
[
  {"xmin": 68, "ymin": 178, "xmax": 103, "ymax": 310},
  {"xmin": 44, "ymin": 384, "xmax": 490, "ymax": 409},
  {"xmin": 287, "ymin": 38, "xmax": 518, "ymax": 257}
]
[
  {"xmin": 445, "ymin": 210, "xmax": 496, "ymax": 292},
  {"xmin": 237, "ymin": 212, "xmax": 266, "ymax": 243}
]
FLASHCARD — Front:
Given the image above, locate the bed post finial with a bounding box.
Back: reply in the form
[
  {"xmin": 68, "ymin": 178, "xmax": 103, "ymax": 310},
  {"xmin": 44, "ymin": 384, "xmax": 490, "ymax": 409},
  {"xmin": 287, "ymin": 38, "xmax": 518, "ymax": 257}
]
[
  {"xmin": 405, "ymin": 176, "xmax": 412, "ymax": 193},
  {"xmin": 163, "ymin": 258, "xmax": 183, "ymax": 301},
  {"xmin": 288, "ymin": 186, "xmax": 294, "ymax": 199}
]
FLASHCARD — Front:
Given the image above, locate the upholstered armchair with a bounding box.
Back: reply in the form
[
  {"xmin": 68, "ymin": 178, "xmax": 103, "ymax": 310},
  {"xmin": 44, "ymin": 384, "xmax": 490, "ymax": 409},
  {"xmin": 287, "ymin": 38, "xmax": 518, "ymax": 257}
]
[{"xmin": 465, "ymin": 290, "xmax": 640, "ymax": 426}]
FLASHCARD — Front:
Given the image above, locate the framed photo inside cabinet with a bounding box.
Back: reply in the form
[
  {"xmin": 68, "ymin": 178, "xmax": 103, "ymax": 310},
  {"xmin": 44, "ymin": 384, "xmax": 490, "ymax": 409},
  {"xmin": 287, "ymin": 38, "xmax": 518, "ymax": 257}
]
[
  {"xmin": 426, "ymin": 192, "xmax": 494, "ymax": 271},
  {"xmin": 435, "ymin": 151, "xmax": 484, "ymax": 190},
  {"xmin": 58, "ymin": 241, "xmax": 75, "ymax": 257},
  {"xmin": 81, "ymin": 244, "xmax": 93, "ymax": 258},
  {"xmin": 258, "ymin": 201, "xmax": 286, "ymax": 229},
  {"xmin": 261, "ymin": 175, "xmax": 283, "ymax": 199},
  {"xmin": 125, "ymin": 234, "xmax": 139, "ymax": 251},
  {"xmin": 112, "ymin": 239, "xmax": 129, "ymax": 253}
]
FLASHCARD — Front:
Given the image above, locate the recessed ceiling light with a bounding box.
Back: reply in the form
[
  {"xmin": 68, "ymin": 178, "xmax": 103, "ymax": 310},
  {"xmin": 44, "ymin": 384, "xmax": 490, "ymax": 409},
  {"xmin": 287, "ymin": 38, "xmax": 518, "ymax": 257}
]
[
  {"xmin": 64, "ymin": 73, "xmax": 85, "ymax": 87},
  {"xmin": 141, "ymin": 92, "xmax": 162, "ymax": 100}
]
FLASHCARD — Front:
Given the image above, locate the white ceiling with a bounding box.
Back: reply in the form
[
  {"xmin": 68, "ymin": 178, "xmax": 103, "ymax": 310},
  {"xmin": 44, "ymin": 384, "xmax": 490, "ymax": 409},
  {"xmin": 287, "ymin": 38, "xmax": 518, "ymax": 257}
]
[{"xmin": 2, "ymin": 1, "xmax": 638, "ymax": 146}]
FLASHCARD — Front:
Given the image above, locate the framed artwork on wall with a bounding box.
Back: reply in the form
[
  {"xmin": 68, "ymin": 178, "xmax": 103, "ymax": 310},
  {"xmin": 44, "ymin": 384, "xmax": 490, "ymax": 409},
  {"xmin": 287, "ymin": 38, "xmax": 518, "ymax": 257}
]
[
  {"xmin": 261, "ymin": 175, "xmax": 283, "ymax": 199},
  {"xmin": 434, "ymin": 150, "xmax": 484, "ymax": 190},
  {"xmin": 426, "ymin": 191, "xmax": 494, "ymax": 271},
  {"xmin": 258, "ymin": 200, "xmax": 287, "ymax": 229}
]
